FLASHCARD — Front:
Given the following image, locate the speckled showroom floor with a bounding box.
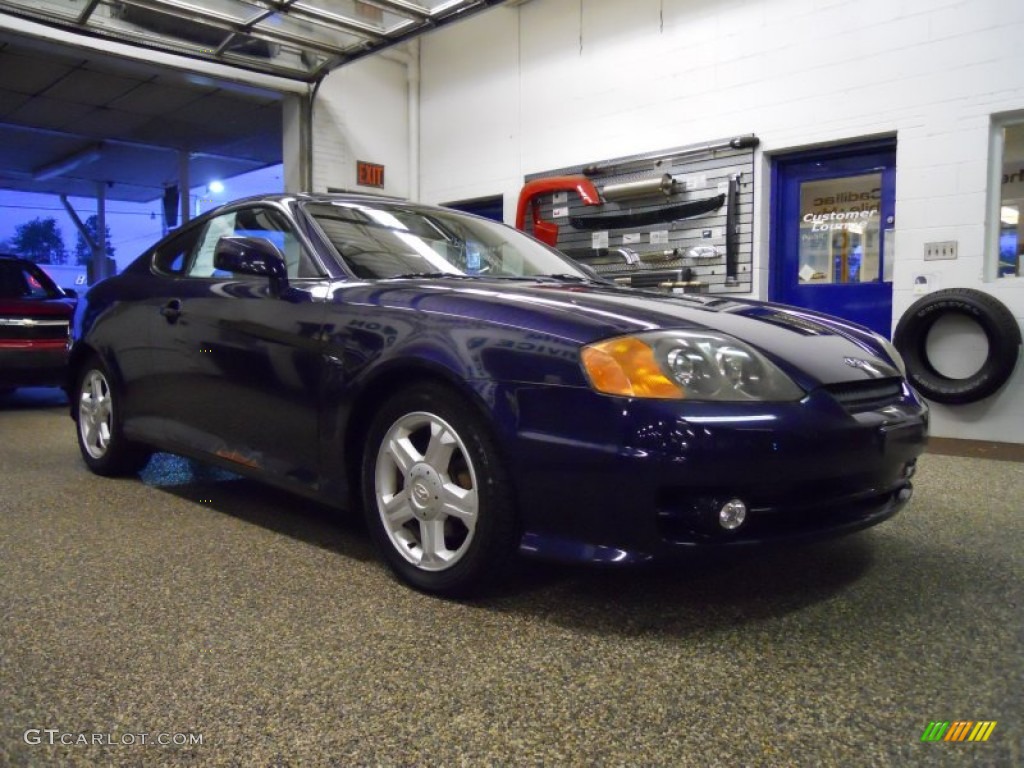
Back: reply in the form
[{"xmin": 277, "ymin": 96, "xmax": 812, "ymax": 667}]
[{"xmin": 1, "ymin": 388, "xmax": 1021, "ymax": 768}]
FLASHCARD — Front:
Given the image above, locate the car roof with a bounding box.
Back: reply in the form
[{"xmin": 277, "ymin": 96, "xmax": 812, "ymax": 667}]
[
  {"xmin": 208, "ymin": 192, "xmax": 452, "ymax": 215},
  {"xmin": 233, "ymin": 192, "xmax": 406, "ymax": 204}
]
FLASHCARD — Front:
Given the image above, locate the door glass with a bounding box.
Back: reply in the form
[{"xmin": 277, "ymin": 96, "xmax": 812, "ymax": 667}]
[
  {"xmin": 798, "ymin": 173, "xmax": 883, "ymax": 285},
  {"xmin": 998, "ymin": 122, "xmax": 1024, "ymax": 277},
  {"xmin": 185, "ymin": 207, "xmax": 320, "ymax": 279}
]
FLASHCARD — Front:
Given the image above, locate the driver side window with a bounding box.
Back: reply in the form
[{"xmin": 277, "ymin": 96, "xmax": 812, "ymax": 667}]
[{"xmin": 185, "ymin": 207, "xmax": 320, "ymax": 279}]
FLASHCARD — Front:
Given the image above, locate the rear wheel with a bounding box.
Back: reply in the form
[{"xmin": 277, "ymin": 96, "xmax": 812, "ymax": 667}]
[
  {"xmin": 361, "ymin": 384, "xmax": 517, "ymax": 597},
  {"xmin": 75, "ymin": 357, "xmax": 150, "ymax": 476}
]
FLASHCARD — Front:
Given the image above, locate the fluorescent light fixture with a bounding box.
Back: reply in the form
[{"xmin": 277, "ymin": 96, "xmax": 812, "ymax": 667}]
[{"xmin": 32, "ymin": 143, "xmax": 104, "ymax": 181}]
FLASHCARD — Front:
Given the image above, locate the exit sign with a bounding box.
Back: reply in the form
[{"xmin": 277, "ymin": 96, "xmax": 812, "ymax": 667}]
[{"xmin": 357, "ymin": 161, "xmax": 385, "ymax": 188}]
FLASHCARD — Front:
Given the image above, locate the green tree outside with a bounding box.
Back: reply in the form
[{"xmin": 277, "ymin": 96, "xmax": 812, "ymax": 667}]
[
  {"xmin": 74, "ymin": 215, "xmax": 116, "ymax": 266},
  {"xmin": 11, "ymin": 217, "xmax": 68, "ymax": 264}
]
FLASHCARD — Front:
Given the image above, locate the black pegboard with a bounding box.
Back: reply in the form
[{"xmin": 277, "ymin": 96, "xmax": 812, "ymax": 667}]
[{"xmin": 523, "ymin": 135, "xmax": 757, "ymax": 294}]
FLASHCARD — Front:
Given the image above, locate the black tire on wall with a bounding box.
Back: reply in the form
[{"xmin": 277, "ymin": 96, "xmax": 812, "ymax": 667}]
[{"xmin": 893, "ymin": 288, "xmax": 1022, "ymax": 405}]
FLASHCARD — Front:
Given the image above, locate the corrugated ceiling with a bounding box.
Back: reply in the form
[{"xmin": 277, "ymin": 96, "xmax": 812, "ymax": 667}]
[
  {"xmin": 0, "ymin": 36, "xmax": 283, "ymax": 201},
  {"xmin": 0, "ymin": 1, "xmax": 507, "ymax": 202},
  {"xmin": 0, "ymin": 0, "xmax": 506, "ymax": 81}
]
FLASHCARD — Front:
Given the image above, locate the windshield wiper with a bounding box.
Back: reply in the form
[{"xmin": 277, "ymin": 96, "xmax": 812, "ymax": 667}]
[
  {"xmin": 533, "ymin": 273, "xmax": 611, "ymax": 285},
  {"xmin": 387, "ymin": 272, "xmax": 477, "ymax": 279},
  {"xmin": 385, "ymin": 272, "xmax": 611, "ymax": 284}
]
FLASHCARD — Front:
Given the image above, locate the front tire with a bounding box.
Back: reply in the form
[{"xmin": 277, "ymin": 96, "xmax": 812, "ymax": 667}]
[
  {"xmin": 361, "ymin": 384, "xmax": 518, "ymax": 597},
  {"xmin": 75, "ymin": 357, "xmax": 151, "ymax": 476}
]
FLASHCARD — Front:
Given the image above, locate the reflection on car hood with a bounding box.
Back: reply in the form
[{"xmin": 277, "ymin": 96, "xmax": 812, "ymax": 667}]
[{"xmin": 338, "ymin": 278, "xmax": 898, "ymax": 386}]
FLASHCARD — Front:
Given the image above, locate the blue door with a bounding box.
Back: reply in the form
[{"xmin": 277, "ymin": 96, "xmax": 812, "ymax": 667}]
[{"xmin": 771, "ymin": 141, "xmax": 897, "ymax": 337}]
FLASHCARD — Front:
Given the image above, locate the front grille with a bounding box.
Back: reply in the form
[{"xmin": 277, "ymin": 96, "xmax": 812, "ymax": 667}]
[
  {"xmin": 0, "ymin": 317, "xmax": 69, "ymax": 341},
  {"xmin": 822, "ymin": 378, "xmax": 904, "ymax": 413}
]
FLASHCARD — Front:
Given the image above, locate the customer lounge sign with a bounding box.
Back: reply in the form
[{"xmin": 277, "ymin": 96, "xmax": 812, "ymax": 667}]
[
  {"xmin": 798, "ymin": 172, "xmax": 883, "ymax": 284},
  {"xmin": 801, "ymin": 173, "xmax": 881, "ymax": 232}
]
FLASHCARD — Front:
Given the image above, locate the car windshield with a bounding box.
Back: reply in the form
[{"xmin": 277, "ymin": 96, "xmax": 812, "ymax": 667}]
[
  {"xmin": 303, "ymin": 201, "xmax": 588, "ymax": 280},
  {"xmin": 0, "ymin": 259, "xmax": 61, "ymax": 299}
]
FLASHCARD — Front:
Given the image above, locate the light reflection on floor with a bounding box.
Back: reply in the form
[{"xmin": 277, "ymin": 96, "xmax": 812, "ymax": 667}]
[{"xmin": 139, "ymin": 453, "xmax": 242, "ymax": 488}]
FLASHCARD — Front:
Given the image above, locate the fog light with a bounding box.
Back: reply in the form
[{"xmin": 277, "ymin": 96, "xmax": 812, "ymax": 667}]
[{"xmin": 719, "ymin": 499, "xmax": 747, "ymax": 530}]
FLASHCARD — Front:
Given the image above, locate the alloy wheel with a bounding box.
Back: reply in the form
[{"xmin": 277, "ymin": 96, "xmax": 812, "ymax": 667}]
[
  {"xmin": 79, "ymin": 369, "xmax": 114, "ymax": 460},
  {"xmin": 374, "ymin": 411, "xmax": 479, "ymax": 572}
]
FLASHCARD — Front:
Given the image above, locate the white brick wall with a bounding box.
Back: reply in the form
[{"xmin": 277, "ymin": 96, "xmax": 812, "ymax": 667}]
[
  {"xmin": 312, "ymin": 54, "xmax": 409, "ymax": 197},
  {"xmin": 315, "ymin": 0, "xmax": 1024, "ymax": 442}
]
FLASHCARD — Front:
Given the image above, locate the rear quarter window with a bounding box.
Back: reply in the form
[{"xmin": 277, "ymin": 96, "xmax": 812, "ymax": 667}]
[{"xmin": 151, "ymin": 227, "xmax": 201, "ymax": 276}]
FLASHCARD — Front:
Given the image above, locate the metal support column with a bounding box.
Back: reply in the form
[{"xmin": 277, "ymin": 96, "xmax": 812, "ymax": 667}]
[
  {"xmin": 95, "ymin": 181, "xmax": 108, "ymax": 280},
  {"xmin": 179, "ymin": 150, "xmax": 191, "ymax": 226}
]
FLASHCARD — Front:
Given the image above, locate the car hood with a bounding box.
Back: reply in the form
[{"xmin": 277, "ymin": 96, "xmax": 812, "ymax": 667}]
[
  {"xmin": 0, "ymin": 298, "xmax": 75, "ymax": 317},
  {"xmin": 340, "ymin": 278, "xmax": 900, "ymax": 387}
]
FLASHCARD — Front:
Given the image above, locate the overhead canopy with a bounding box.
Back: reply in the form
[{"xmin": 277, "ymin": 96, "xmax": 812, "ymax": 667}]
[
  {"xmin": 0, "ymin": 1, "xmax": 507, "ymax": 205},
  {"xmin": 0, "ymin": 0, "xmax": 506, "ymax": 81},
  {"xmin": 0, "ymin": 35, "xmax": 283, "ymax": 202}
]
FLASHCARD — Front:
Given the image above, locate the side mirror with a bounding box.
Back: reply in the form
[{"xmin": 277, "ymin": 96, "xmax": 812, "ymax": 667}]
[{"xmin": 213, "ymin": 236, "xmax": 289, "ymax": 296}]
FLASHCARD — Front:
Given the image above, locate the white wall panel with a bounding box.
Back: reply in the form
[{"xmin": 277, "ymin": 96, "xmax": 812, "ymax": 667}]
[
  {"xmin": 312, "ymin": 55, "xmax": 409, "ymax": 197},
  {"xmin": 419, "ymin": 9, "xmax": 521, "ymax": 207}
]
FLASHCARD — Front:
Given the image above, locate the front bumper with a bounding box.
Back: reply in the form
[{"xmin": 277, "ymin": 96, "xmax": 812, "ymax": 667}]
[
  {"xmin": 500, "ymin": 382, "xmax": 928, "ymax": 564},
  {"xmin": 0, "ymin": 343, "xmax": 68, "ymax": 388}
]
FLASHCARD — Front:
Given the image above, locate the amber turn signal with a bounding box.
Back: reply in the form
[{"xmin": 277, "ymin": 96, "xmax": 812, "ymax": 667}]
[{"xmin": 581, "ymin": 336, "xmax": 685, "ymax": 399}]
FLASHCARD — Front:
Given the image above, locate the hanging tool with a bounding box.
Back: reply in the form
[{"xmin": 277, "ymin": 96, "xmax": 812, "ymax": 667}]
[
  {"xmin": 636, "ymin": 245, "xmax": 721, "ymax": 264},
  {"xmin": 600, "ymin": 172, "xmax": 716, "ymax": 201},
  {"xmin": 725, "ymin": 174, "xmax": 740, "ymax": 285},
  {"xmin": 569, "ymin": 193, "xmax": 724, "ymax": 231},
  {"xmin": 601, "ymin": 174, "xmax": 677, "ymax": 201}
]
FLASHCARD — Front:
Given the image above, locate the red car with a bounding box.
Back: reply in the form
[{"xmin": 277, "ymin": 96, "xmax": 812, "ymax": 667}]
[{"xmin": 0, "ymin": 255, "xmax": 77, "ymax": 394}]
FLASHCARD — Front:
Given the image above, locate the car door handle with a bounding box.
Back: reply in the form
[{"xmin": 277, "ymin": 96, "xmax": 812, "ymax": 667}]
[{"xmin": 160, "ymin": 299, "xmax": 182, "ymax": 323}]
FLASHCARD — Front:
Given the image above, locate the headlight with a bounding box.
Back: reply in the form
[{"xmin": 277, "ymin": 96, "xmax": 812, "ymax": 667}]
[
  {"xmin": 580, "ymin": 331, "xmax": 804, "ymax": 401},
  {"xmin": 876, "ymin": 334, "xmax": 907, "ymax": 376}
]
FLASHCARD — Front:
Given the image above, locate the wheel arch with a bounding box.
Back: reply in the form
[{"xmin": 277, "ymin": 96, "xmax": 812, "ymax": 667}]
[
  {"xmin": 66, "ymin": 342, "xmax": 100, "ymax": 413},
  {"xmin": 66, "ymin": 342, "xmax": 126, "ymax": 413}
]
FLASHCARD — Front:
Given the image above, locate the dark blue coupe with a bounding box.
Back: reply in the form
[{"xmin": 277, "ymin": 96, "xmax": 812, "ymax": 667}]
[{"xmin": 69, "ymin": 194, "xmax": 928, "ymax": 595}]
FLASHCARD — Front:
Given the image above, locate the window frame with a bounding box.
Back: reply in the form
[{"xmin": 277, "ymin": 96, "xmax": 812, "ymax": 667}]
[
  {"xmin": 150, "ymin": 202, "xmax": 329, "ymax": 281},
  {"xmin": 188, "ymin": 204, "xmax": 324, "ymax": 280},
  {"xmin": 150, "ymin": 225, "xmax": 202, "ymax": 278},
  {"xmin": 985, "ymin": 112, "xmax": 1024, "ymax": 281}
]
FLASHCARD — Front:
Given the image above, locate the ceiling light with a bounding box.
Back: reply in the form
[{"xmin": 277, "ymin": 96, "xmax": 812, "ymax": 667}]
[{"xmin": 33, "ymin": 143, "xmax": 104, "ymax": 181}]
